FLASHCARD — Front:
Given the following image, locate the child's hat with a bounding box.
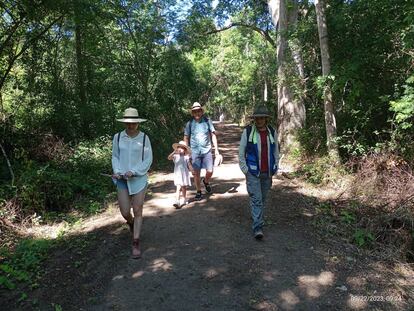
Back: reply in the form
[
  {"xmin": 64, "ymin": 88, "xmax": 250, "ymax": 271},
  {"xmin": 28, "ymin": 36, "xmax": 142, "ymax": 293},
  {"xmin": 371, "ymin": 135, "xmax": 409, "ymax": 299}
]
[{"xmin": 172, "ymin": 140, "xmax": 192, "ymax": 154}]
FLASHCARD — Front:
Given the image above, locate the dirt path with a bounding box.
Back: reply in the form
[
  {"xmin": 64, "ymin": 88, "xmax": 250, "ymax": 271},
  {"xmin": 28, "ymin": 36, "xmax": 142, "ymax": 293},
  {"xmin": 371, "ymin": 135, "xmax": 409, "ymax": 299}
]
[{"xmin": 8, "ymin": 123, "xmax": 411, "ymax": 310}]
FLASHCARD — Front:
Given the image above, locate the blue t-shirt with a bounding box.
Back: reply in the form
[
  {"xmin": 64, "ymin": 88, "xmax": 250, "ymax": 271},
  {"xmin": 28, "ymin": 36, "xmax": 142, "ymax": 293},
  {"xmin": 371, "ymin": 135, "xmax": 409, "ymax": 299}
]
[{"xmin": 184, "ymin": 117, "xmax": 215, "ymax": 155}]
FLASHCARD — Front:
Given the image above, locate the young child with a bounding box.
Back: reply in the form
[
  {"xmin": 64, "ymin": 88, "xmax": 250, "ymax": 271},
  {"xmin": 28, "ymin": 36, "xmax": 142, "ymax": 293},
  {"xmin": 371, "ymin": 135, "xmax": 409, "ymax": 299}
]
[{"xmin": 168, "ymin": 140, "xmax": 194, "ymax": 209}]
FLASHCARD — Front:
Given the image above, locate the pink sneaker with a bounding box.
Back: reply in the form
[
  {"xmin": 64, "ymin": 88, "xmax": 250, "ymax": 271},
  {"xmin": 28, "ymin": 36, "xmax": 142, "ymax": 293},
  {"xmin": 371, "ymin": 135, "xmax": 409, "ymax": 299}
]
[{"xmin": 132, "ymin": 239, "xmax": 141, "ymax": 259}]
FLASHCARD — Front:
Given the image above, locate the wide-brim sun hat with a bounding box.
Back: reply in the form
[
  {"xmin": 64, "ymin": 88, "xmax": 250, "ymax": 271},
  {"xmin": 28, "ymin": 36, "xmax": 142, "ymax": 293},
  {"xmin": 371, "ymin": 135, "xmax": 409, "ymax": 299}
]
[
  {"xmin": 172, "ymin": 140, "xmax": 192, "ymax": 154},
  {"xmin": 191, "ymin": 102, "xmax": 203, "ymax": 111},
  {"xmin": 117, "ymin": 107, "xmax": 147, "ymax": 123},
  {"xmin": 250, "ymin": 105, "xmax": 270, "ymax": 118}
]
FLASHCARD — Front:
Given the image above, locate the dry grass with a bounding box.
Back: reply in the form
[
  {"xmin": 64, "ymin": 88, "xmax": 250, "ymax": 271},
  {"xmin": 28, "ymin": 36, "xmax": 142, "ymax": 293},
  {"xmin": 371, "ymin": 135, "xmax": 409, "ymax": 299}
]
[
  {"xmin": 31, "ymin": 133, "xmax": 73, "ymax": 163},
  {"xmin": 347, "ymin": 153, "xmax": 414, "ymax": 261}
]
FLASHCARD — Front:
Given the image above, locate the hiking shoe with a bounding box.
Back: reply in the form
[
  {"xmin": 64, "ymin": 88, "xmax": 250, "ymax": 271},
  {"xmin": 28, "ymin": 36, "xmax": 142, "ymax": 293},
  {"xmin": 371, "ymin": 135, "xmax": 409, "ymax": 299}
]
[
  {"xmin": 202, "ymin": 178, "xmax": 212, "ymax": 193},
  {"xmin": 173, "ymin": 200, "xmax": 181, "ymax": 209},
  {"xmin": 254, "ymin": 230, "xmax": 264, "ymax": 240},
  {"xmin": 132, "ymin": 239, "xmax": 141, "ymax": 259},
  {"xmin": 195, "ymin": 191, "xmax": 203, "ymax": 201}
]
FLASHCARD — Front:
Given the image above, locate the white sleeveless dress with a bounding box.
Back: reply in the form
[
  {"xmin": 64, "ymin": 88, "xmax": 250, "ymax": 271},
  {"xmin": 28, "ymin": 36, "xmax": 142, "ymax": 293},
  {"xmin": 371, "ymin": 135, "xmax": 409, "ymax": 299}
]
[{"xmin": 173, "ymin": 154, "xmax": 191, "ymax": 186}]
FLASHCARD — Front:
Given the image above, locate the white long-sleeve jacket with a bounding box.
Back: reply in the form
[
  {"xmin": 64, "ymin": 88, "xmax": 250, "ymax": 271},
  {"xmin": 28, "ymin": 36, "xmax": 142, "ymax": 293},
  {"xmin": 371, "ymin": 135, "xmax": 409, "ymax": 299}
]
[{"xmin": 112, "ymin": 130, "xmax": 153, "ymax": 195}]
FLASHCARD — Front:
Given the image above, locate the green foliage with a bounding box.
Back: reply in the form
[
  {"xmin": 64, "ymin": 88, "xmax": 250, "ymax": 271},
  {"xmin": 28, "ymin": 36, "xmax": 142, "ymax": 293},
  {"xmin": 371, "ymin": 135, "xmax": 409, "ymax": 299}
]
[
  {"xmin": 294, "ymin": 0, "xmax": 414, "ymax": 161},
  {"xmin": 340, "ymin": 210, "xmax": 356, "ymax": 225},
  {"xmin": 300, "ymin": 162, "xmax": 325, "ymax": 184},
  {"xmin": 187, "ymin": 28, "xmax": 277, "ymax": 121},
  {"xmin": 0, "ymin": 238, "xmax": 54, "ymax": 290},
  {"xmin": 52, "ymin": 303, "xmax": 63, "ymax": 311},
  {"xmin": 390, "ymin": 76, "xmax": 414, "ymax": 129},
  {"xmin": 296, "ymin": 155, "xmax": 348, "ymax": 185},
  {"xmin": 353, "ymin": 228, "xmax": 375, "ymax": 247},
  {"xmin": 0, "ymin": 136, "xmax": 113, "ymax": 217},
  {"xmin": 388, "ymin": 75, "xmax": 414, "ymax": 161}
]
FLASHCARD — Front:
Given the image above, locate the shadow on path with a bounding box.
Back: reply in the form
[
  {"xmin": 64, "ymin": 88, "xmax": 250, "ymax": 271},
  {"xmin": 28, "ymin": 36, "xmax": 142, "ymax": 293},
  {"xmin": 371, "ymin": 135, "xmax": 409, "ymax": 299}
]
[{"xmin": 7, "ymin": 123, "xmax": 408, "ymax": 311}]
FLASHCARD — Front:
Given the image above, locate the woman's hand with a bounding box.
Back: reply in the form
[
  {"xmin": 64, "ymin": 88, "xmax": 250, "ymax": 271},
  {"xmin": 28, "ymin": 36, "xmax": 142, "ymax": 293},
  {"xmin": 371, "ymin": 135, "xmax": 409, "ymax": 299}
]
[
  {"xmin": 124, "ymin": 171, "xmax": 134, "ymax": 179},
  {"xmin": 112, "ymin": 173, "xmax": 122, "ymax": 179}
]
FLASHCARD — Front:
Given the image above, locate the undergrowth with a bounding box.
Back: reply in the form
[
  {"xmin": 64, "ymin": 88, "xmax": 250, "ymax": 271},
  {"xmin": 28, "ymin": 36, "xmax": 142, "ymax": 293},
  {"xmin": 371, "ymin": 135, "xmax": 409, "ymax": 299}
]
[{"xmin": 299, "ymin": 152, "xmax": 414, "ymax": 262}]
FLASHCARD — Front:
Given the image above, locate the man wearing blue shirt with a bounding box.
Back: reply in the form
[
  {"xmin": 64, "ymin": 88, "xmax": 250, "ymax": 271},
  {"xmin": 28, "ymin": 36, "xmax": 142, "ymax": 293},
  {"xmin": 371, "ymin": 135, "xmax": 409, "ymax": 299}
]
[{"xmin": 184, "ymin": 102, "xmax": 221, "ymax": 201}]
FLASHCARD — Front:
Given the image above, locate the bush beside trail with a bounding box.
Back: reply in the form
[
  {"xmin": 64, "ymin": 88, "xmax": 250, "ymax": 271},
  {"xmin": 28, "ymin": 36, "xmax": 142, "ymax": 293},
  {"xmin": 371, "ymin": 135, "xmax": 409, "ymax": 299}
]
[{"xmin": 295, "ymin": 152, "xmax": 414, "ymax": 262}]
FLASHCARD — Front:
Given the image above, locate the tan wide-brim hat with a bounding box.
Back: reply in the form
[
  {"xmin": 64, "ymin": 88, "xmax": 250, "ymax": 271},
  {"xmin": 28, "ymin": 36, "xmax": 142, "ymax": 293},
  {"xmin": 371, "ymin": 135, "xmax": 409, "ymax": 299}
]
[
  {"xmin": 191, "ymin": 102, "xmax": 203, "ymax": 111},
  {"xmin": 172, "ymin": 140, "xmax": 192, "ymax": 154},
  {"xmin": 117, "ymin": 107, "xmax": 147, "ymax": 123}
]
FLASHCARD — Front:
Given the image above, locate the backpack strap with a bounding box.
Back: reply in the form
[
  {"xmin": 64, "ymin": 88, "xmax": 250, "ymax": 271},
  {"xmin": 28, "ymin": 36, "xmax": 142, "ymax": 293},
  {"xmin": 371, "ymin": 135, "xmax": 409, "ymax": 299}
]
[
  {"xmin": 203, "ymin": 116, "xmax": 211, "ymax": 133},
  {"xmin": 142, "ymin": 133, "xmax": 146, "ymax": 161},
  {"xmin": 187, "ymin": 120, "xmax": 192, "ymax": 139},
  {"xmin": 188, "ymin": 116, "xmax": 212, "ymax": 140},
  {"xmin": 117, "ymin": 132, "xmax": 121, "ymax": 155}
]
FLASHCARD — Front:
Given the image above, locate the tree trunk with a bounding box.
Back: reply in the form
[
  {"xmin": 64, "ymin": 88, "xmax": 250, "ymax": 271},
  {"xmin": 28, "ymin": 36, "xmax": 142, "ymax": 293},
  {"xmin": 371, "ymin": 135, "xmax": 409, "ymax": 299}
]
[
  {"xmin": 0, "ymin": 141, "xmax": 14, "ymax": 186},
  {"xmin": 287, "ymin": 0, "xmax": 306, "ymax": 124},
  {"xmin": 74, "ymin": 1, "xmax": 89, "ymax": 137},
  {"xmin": 315, "ymin": 0, "xmax": 340, "ymax": 161},
  {"xmin": 0, "ymin": 92, "xmax": 3, "ymax": 115},
  {"xmin": 288, "ymin": 2, "xmax": 306, "ymax": 81},
  {"xmin": 268, "ymin": 0, "xmax": 304, "ymax": 153}
]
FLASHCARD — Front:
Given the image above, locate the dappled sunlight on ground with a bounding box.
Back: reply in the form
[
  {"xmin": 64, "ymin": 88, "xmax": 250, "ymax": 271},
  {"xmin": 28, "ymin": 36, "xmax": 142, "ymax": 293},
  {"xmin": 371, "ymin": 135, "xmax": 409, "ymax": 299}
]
[
  {"xmin": 347, "ymin": 295, "xmax": 369, "ymax": 309},
  {"xmin": 11, "ymin": 124, "xmax": 411, "ymax": 311},
  {"xmin": 279, "ymin": 289, "xmax": 300, "ymax": 310},
  {"xmin": 298, "ymin": 271, "xmax": 335, "ymax": 298},
  {"xmin": 148, "ymin": 257, "xmax": 173, "ymax": 272}
]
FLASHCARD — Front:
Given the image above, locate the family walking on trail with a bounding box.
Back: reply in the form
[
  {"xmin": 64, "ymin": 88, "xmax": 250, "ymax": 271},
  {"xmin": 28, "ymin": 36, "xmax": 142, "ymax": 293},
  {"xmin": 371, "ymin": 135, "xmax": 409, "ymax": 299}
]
[{"xmin": 111, "ymin": 103, "xmax": 278, "ymax": 258}]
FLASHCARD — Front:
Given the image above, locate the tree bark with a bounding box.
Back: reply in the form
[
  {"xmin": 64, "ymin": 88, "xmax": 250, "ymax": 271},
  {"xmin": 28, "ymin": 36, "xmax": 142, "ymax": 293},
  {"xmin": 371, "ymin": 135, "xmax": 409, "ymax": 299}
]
[
  {"xmin": 315, "ymin": 0, "xmax": 340, "ymax": 161},
  {"xmin": 287, "ymin": 0, "xmax": 306, "ymax": 124},
  {"xmin": 74, "ymin": 1, "xmax": 89, "ymax": 137},
  {"xmin": 269, "ymin": 0, "xmax": 304, "ymax": 153},
  {"xmin": 288, "ymin": 2, "xmax": 305, "ymax": 81},
  {"xmin": 0, "ymin": 141, "xmax": 14, "ymax": 186}
]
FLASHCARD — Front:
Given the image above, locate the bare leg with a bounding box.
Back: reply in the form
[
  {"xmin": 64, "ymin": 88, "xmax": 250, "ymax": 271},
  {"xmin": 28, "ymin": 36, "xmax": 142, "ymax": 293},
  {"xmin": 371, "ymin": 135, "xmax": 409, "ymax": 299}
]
[
  {"xmin": 117, "ymin": 188, "xmax": 133, "ymax": 224},
  {"xmin": 175, "ymin": 185, "xmax": 181, "ymax": 202},
  {"xmin": 131, "ymin": 188, "xmax": 146, "ymax": 240},
  {"xmin": 204, "ymin": 170, "xmax": 213, "ymax": 184},
  {"xmin": 194, "ymin": 170, "xmax": 201, "ymax": 192},
  {"xmin": 181, "ymin": 186, "xmax": 187, "ymax": 202}
]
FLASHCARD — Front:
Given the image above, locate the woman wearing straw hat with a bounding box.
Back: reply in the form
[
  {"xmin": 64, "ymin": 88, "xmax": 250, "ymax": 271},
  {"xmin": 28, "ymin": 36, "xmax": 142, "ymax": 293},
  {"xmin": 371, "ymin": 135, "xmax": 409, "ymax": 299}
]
[
  {"xmin": 112, "ymin": 107, "xmax": 153, "ymax": 258},
  {"xmin": 238, "ymin": 105, "xmax": 279, "ymax": 240},
  {"xmin": 167, "ymin": 140, "xmax": 194, "ymax": 209}
]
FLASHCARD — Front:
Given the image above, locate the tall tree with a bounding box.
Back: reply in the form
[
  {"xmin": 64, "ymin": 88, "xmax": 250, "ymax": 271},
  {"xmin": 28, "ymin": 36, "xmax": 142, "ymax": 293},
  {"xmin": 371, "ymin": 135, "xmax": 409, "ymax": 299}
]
[
  {"xmin": 315, "ymin": 0, "xmax": 339, "ymax": 160},
  {"xmin": 0, "ymin": 1, "xmax": 64, "ymax": 97},
  {"xmin": 268, "ymin": 0, "xmax": 305, "ymax": 153},
  {"xmin": 73, "ymin": 0, "xmax": 89, "ymax": 137}
]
